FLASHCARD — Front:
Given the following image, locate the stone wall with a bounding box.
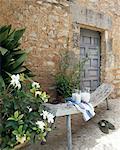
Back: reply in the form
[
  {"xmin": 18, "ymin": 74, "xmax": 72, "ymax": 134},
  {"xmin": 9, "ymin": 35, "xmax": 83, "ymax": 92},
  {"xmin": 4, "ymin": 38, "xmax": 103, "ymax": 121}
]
[
  {"xmin": 0, "ymin": 0, "xmax": 71, "ymax": 100},
  {"xmin": 0, "ymin": 0, "xmax": 120, "ymax": 98}
]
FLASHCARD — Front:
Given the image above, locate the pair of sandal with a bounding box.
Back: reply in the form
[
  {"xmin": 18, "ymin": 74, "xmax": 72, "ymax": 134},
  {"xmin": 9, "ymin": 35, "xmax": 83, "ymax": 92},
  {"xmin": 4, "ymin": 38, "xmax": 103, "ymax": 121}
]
[{"xmin": 98, "ymin": 120, "xmax": 115, "ymax": 134}]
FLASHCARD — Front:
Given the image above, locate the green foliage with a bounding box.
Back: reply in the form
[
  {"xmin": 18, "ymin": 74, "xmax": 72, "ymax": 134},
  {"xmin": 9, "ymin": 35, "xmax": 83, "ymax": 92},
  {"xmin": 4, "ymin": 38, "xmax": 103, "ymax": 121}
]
[
  {"xmin": 55, "ymin": 51, "xmax": 72, "ymax": 98},
  {"xmin": 0, "ymin": 25, "xmax": 32, "ymax": 87},
  {"xmin": 56, "ymin": 74, "xmax": 72, "ymax": 98},
  {"xmin": 71, "ymin": 58, "xmax": 89, "ymax": 90},
  {"xmin": 0, "ymin": 75, "xmax": 52, "ymax": 149},
  {"xmin": 59, "ymin": 50, "xmax": 70, "ymax": 74},
  {"xmin": 55, "ymin": 50, "xmax": 89, "ymax": 98}
]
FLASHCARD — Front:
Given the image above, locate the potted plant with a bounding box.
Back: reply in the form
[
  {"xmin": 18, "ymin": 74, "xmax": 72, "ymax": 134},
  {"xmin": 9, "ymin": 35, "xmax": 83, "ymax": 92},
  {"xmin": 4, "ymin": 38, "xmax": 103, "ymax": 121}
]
[
  {"xmin": 55, "ymin": 50, "xmax": 89, "ymax": 102},
  {"xmin": 0, "ymin": 73, "xmax": 54, "ymax": 149},
  {"xmin": 0, "ymin": 25, "xmax": 54, "ymax": 149}
]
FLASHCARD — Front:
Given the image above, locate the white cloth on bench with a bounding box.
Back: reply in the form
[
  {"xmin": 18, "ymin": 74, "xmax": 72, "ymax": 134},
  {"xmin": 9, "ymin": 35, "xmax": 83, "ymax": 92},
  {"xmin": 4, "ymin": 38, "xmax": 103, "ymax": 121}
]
[
  {"xmin": 65, "ymin": 98, "xmax": 95, "ymax": 121},
  {"xmin": 74, "ymin": 101, "xmax": 95, "ymax": 121}
]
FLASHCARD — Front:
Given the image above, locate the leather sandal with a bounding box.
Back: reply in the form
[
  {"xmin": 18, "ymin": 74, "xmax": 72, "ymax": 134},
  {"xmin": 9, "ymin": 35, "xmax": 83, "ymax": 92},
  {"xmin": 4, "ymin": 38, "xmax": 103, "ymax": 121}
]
[
  {"xmin": 101, "ymin": 120, "xmax": 115, "ymax": 130},
  {"xmin": 98, "ymin": 120, "xmax": 109, "ymax": 134}
]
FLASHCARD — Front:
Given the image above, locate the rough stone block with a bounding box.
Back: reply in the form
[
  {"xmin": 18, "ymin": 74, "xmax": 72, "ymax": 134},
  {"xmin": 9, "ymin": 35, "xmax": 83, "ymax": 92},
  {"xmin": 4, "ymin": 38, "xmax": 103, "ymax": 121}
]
[{"xmin": 70, "ymin": 4, "xmax": 112, "ymax": 30}]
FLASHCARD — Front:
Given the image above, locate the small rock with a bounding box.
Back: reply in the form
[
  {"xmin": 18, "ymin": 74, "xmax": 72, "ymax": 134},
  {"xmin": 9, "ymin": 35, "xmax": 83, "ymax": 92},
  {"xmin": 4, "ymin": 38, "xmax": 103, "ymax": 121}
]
[
  {"xmin": 42, "ymin": 44, "xmax": 49, "ymax": 48},
  {"xmin": 48, "ymin": 15, "xmax": 59, "ymax": 22},
  {"xmin": 59, "ymin": 0, "xmax": 69, "ymax": 7},
  {"xmin": 42, "ymin": 27, "xmax": 47, "ymax": 31},
  {"xmin": 47, "ymin": 61, "xmax": 55, "ymax": 67},
  {"xmin": 89, "ymin": 0, "xmax": 99, "ymax": 2},
  {"xmin": 63, "ymin": 13, "xmax": 68, "ymax": 17},
  {"xmin": 57, "ymin": 30, "xmax": 68, "ymax": 37},
  {"xmin": 45, "ymin": 0, "xmax": 58, "ymax": 3},
  {"xmin": 36, "ymin": 1, "xmax": 42, "ymax": 5},
  {"xmin": 48, "ymin": 30, "xmax": 56, "ymax": 38},
  {"xmin": 30, "ymin": 32, "xmax": 37, "ymax": 38},
  {"xmin": 52, "ymin": 0, "xmax": 58, "ymax": 3}
]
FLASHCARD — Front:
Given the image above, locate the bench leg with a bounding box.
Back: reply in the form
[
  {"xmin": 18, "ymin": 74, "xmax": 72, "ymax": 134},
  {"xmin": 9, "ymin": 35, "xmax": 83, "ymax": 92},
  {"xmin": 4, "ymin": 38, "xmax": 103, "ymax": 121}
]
[
  {"xmin": 66, "ymin": 115, "xmax": 72, "ymax": 150},
  {"xmin": 106, "ymin": 98, "xmax": 109, "ymax": 110}
]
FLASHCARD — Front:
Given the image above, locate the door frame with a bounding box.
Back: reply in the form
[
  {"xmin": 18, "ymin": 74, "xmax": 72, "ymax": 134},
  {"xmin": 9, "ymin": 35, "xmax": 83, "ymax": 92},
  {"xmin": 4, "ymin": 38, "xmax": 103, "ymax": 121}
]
[{"xmin": 72, "ymin": 23, "xmax": 111, "ymax": 89}]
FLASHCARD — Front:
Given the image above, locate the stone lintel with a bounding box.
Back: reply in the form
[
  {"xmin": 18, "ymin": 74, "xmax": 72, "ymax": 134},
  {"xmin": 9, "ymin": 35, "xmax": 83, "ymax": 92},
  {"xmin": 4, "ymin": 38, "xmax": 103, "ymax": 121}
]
[{"xmin": 70, "ymin": 4, "xmax": 112, "ymax": 30}]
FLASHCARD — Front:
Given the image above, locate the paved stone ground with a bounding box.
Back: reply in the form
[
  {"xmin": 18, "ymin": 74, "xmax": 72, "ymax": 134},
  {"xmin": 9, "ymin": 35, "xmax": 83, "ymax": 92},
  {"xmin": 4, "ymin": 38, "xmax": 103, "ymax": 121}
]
[{"xmin": 23, "ymin": 98, "xmax": 120, "ymax": 150}]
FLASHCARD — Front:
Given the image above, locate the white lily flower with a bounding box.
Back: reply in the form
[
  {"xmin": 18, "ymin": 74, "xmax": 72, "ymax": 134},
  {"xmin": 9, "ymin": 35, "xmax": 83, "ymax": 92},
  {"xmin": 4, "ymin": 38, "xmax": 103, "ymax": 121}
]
[
  {"xmin": 16, "ymin": 82, "xmax": 21, "ymax": 90},
  {"xmin": 32, "ymin": 82, "xmax": 40, "ymax": 89},
  {"xmin": 36, "ymin": 121, "xmax": 45, "ymax": 131},
  {"xmin": 16, "ymin": 135, "xmax": 26, "ymax": 144},
  {"xmin": 29, "ymin": 107, "xmax": 32, "ymax": 112},
  {"xmin": 47, "ymin": 113, "xmax": 54, "ymax": 124},
  {"xmin": 10, "ymin": 74, "xmax": 21, "ymax": 90},
  {"xmin": 27, "ymin": 106, "xmax": 32, "ymax": 112},
  {"xmin": 35, "ymin": 91, "xmax": 42, "ymax": 97},
  {"xmin": 43, "ymin": 98, "xmax": 48, "ymax": 103},
  {"xmin": 41, "ymin": 110, "xmax": 49, "ymax": 120}
]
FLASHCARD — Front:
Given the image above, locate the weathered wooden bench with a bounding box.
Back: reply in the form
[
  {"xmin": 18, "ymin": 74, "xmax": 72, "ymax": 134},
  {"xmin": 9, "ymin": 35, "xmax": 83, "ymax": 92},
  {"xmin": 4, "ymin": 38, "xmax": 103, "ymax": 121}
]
[{"xmin": 44, "ymin": 83, "xmax": 114, "ymax": 150}]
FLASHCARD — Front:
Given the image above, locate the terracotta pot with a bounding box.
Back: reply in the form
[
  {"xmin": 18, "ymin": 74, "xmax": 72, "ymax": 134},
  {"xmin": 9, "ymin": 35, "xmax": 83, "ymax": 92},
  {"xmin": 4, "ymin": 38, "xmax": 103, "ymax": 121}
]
[{"xmin": 14, "ymin": 141, "xmax": 29, "ymax": 150}]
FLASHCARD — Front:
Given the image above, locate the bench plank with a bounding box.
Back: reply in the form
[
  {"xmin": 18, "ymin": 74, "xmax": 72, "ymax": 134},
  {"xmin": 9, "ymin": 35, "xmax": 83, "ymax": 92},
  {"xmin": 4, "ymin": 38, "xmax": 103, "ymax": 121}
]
[
  {"xmin": 90, "ymin": 83, "xmax": 113, "ymax": 106},
  {"xmin": 44, "ymin": 83, "xmax": 113, "ymax": 117}
]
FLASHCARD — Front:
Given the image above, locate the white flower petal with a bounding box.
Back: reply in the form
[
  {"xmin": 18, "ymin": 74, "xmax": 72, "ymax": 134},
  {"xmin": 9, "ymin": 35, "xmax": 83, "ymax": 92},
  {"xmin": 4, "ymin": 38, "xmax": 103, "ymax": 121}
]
[
  {"xmin": 10, "ymin": 74, "xmax": 21, "ymax": 90},
  {"xmin": 16, "ymin": 74, "xmax": 20, "ymax": 80},
  {"xmin": 35, "ymin": 91, "xmax": 41, "ymax": 97},
  {"xmin": 17, "ymin": 82, "xmax": 21, "ymax": 90},
  {"xmin": 27, "ymin": 106, "xmax": 32, "ymax": 112},
  {"xmin": 36, "ymin": 121, "xmax": 45, "ymax": 131},
  {"xmin": 32, "ymin": 82, "xmax": 40, "ymax": 89},
  {"xmin": 16, "ymin": 135, "xmax": 26, "ymax": 144},
  {"xmin": 41, "ymin": 110, "xmax": 49, "ymax": 120},
  {"xmin": 29, "ymin": 108, "xmax": 32, "ymax": 112},
  {"xmin": 47, "ymin": 113, "xmax": 54, "ymax": 124}
]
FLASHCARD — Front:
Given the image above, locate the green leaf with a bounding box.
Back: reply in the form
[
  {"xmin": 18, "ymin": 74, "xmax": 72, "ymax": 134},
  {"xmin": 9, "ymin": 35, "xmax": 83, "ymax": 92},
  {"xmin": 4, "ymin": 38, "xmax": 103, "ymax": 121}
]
[
  {"xmin": 18, "ymin": 114, "xmax": 24, "ymax": 120},
  {"xmin": 0, "ymin": 47, "xmax": 8, "ymax": 55},
  {"xmin": 0, "ymin": 25, "xmax": 31, "ymax": 84},
  {"xmin": 4, "ymin": 71, "xmax": 12, "ymax": 78},
  {"xmin": 13, "ymin": 50, "xmax": 25, "ymax": 55},
  {"xmin": 0, "ymin": 75, "xmax": 5, "ymax": 90},
  {"xmin": 12, "ymin": 130, "xmax": 18, "ymax": 135},
  {"xmin": 14, "ymin": 111, "xmax": 19, "ymax": 119},
  {"xmin": 0, "ymin": 25, "xmax": 9, "ymax": 33},
  {"xmin": 14, "ymin": 28, "xmax": 25, "ymax": 42},
  {"xmin": 11, "ymin": 53, "xmax": 27, "ymax": 70},
  {"xmin": 7, "ymin": 117, "xmax": 15, "ymax": 121},
  {"xmin": 0, "ymin": 27, "xmax": 9, "ymax": 43},
  {"xmin": 11, "ymin": 66, "xmax": 26, "ymax": 74},
  {"xmin": 18, "ymin": 125, "xmax": 23, "ymax": 133},
  {"xmin": 46, "ymin": 127, "xmax": 51, "ymax": 132},
  {"xmin": 2, "ymin": 28, "xmax": 25, "ymax": 50},
  {"xmin": 5, "ymin": 120, "xmax": 18, "ymax": 128},
  {"xmin": 7, "ymin": 29, "xmax": 15, "ymax": 41},
  {"xmin": 32, "ymin": 127, "xmax": 37, "ymax": 131},
  {"xmin": 2, "ymin": 53, "xmax": 12, "ymax": 66},
  {"xmin": 18, "ymin": 120, "xmax": 24, "ymax": 125}
]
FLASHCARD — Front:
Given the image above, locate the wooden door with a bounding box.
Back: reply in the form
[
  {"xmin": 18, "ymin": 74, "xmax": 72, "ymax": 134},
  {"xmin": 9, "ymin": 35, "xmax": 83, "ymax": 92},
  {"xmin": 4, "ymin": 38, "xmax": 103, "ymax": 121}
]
[{"xmin": 80, "ymin": 28, "xmax": 100, "ymax": 91}]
